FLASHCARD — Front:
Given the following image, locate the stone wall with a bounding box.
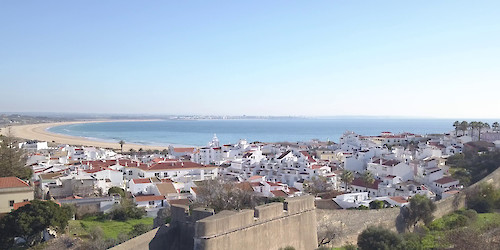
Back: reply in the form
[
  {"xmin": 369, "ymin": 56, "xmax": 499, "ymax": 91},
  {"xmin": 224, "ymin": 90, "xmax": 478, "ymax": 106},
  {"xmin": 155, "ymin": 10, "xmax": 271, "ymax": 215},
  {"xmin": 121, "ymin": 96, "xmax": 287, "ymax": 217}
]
[
  {"xmin": 317, "ymin": 165, "xmax": 500, "ymax": 247},
  {"xmin": 112, "ymin": 195, "xmax": 318, "ymax": 250},
  {"xmin": 194, "ymin": 196, "xmax": 317, "ymax": 250}
]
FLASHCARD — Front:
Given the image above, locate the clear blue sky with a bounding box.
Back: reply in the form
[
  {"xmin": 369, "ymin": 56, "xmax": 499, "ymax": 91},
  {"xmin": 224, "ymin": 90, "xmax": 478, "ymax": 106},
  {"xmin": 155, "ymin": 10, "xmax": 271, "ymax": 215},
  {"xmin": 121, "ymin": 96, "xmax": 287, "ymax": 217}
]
[{"xmin": 1, "ymin": 1, "xmax": 499, "ymax": 118}]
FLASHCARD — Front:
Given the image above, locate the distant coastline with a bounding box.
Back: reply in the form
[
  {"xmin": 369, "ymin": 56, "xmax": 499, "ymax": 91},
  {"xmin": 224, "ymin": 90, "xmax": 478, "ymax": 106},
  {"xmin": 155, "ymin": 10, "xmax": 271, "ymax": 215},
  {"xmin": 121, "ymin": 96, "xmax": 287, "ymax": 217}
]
[{"xmin": 0, "ymin": 120, "xmax": 180, "ymax": 150}]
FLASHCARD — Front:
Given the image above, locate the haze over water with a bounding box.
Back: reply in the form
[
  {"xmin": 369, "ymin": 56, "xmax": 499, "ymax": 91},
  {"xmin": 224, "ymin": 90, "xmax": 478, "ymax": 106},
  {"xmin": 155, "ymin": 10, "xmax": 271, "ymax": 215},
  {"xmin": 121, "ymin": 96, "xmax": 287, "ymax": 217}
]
[{"xmin": 48, "ymin": 119, "xmax": 464, "ymax": 147}]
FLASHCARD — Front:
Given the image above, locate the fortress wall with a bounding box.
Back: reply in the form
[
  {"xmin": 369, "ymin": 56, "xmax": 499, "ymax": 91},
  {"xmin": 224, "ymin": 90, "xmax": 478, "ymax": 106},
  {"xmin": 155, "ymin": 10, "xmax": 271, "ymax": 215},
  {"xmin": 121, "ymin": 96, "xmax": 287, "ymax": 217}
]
[
  {"xmin": 194, "ymin": 195, "xmax": 317, "ymax": 250},
  {"xmin": 317, "ymin": 165, "xmax": 500, "ymax": 248}
]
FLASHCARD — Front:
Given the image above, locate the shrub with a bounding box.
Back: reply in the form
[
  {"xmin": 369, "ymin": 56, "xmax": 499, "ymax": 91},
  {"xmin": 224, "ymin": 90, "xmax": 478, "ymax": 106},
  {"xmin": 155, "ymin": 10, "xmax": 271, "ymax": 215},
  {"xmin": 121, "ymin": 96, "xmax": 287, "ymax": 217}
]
[
  {"xmin": 370, "ymin": 200, "xmax": 385, "ymax": 209},
  {"xmin": 108, "ymin": 187, "xmax": 125, "ymax": 197},
  {"xmin": 357, "ymin": 226, "xmax": 402, "ymax": 250},
  {"xmin": 129, "ymin": 223, "xmax": 153, "ymax": 237}
]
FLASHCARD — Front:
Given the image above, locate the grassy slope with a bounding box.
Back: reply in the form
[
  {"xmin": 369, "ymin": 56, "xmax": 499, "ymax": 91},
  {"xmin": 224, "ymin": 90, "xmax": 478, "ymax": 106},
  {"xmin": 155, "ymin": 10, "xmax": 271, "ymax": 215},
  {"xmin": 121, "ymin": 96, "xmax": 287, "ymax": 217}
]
[{"xmin": 68, "ymin": 216, "xmax": 154, "ymax": 239}]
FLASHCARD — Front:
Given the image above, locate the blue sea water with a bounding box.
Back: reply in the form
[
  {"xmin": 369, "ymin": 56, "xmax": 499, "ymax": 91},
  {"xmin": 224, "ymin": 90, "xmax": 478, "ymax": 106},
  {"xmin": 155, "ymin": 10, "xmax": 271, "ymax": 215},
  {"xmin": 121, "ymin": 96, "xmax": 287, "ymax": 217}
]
[{"xmin": 47, "ymin": 119, "xmax": 460, "ymax": 147}]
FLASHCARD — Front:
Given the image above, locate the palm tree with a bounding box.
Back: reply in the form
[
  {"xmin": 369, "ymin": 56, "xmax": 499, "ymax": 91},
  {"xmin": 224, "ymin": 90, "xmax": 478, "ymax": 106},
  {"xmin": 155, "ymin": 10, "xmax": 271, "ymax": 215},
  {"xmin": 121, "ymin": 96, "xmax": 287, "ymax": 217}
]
[
  {"xmin": 459, "ymin": 121, "xmax": 468, "ymax": 136},
  {"xmin": 362, "ymin": 171, "xmax": 375, "ymax": 194},
  {"xmin": 478, "ymin": 122, "xmax": 489, "ymax": 141},
  {"xmin": 453, "ymin": 121, "xmax": 460, "ymax": 136},
  {"xmin": 341, "ymin": 170, "xmax": 354, "ymax": 192},
  {"xmin": 138, "ymin": 148, "xmax": 143, "ymax": 156},
  {"xmin": 118, "ymin": 140, "xmax": 125, "ymax": 154},
  {"xmin": 493, "ymin": 122, "xmax": 499, "ymax": 132},
  {"xmin": 469, "ymin": 121, "xmax": 478, "ymax": 139}
]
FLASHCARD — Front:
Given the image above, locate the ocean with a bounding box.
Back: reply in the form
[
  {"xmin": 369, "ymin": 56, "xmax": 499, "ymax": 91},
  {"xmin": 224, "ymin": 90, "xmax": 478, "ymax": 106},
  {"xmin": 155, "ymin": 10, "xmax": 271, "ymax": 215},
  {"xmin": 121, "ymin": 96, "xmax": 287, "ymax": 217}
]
[{"xmin": 46, "ymin": 118, "xmax": 462, "ymax": 147}]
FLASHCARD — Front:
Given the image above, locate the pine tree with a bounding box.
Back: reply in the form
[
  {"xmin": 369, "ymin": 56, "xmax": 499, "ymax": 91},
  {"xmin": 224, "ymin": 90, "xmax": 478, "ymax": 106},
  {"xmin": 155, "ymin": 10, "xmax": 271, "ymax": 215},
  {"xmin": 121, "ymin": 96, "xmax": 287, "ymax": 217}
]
[{"xmin": 0, "ymin": 134, "xmax": 31, "ymax": 180}]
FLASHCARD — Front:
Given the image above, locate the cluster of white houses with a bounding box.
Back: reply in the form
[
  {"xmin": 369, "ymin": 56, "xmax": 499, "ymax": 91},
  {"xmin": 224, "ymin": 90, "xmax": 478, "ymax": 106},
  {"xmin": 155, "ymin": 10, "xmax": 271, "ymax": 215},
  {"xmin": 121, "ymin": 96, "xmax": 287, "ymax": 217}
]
[{"xmin": 5, "ymin": 127, "xmax": 496, "ymax": 216}]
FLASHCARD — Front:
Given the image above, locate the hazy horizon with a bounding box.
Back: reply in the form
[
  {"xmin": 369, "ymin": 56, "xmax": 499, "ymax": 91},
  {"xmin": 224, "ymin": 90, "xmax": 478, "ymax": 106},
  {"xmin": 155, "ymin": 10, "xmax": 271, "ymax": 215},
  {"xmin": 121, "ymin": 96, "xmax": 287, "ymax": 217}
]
[{"xmin": 2, "ymin": 1, "xmax": 499, "ymax": 118}]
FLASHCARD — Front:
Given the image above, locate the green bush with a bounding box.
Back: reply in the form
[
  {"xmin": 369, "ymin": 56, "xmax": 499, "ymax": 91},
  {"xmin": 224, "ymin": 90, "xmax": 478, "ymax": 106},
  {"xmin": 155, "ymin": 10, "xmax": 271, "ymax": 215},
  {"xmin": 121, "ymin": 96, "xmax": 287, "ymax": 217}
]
[
  {"xmin": 370, "ymin": 200, "xmax": 385, "ymax": 209},
  {"xmin": 129, "ymin": 223, "xmax": 153, "ymax": 237},
  {"xmin": 444, "ymin": 214, "xmax": 469, "ymax": 230},
  {"xmin": 108, "ymin": 187, "xmax": 125, "ymax": 197},
  {"xmin": 108, "ymin": 198, "xmax": 146, "ymax": 221},
  {"xmin": 358, "ymin": 226, "xmax": 402, "ymax": 250}
]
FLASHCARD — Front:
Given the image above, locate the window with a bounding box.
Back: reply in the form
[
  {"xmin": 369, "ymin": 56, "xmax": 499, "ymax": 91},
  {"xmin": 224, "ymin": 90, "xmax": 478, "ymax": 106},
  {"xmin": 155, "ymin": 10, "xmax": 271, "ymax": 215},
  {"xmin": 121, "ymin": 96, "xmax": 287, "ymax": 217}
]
[
  {"xmin": 129, "ymin": 170, "xmax": 133, "ymax": 175},
  {"xmin": 9, "ymin": 200, "xmax": 14, "ymax": 207},
  {"xmin": 155, "ymin": 173, "xmax": 160, "ymax": 177},
  {"xmin": 23, "ymin": 199, "xmax": 28, "ymax": 202},
  {"xmin": 149, "ymin": 201, "xmax": 155, "ymax": 205}
]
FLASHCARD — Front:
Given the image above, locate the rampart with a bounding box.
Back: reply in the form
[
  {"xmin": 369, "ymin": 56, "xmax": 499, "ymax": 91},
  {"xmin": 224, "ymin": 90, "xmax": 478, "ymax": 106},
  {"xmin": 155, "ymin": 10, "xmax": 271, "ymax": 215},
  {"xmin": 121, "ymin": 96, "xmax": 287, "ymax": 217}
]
[
  {"xmin": 194, "ymin": 195, "xmax": 317, "ymax": 250},
  {"xmin": 317, "ymin": 165, "xmax": 500, "ymax": 247},
  {"xmin": 112, "ymin": 166, "xmax": 500, "ymax": 249},
  {"xmin": 111, "ymin": 195, "xmax": 317, "ymax": 250}
]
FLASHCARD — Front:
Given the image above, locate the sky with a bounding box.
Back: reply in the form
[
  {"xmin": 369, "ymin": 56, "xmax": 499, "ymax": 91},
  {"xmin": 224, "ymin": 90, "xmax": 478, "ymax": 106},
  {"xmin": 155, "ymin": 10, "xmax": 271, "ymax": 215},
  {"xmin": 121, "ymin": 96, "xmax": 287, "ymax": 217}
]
[{"xmin": 1, "ymin": 1, "xmax": 499, "ymax": 119}]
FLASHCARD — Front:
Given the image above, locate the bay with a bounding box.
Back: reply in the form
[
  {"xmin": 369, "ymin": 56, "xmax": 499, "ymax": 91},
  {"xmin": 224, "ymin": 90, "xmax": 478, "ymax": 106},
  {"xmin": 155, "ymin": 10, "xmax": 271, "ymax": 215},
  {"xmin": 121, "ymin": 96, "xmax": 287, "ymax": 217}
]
[{"xmin": 47, "ymin": 118, "xmax": 460, "ymax": 147}]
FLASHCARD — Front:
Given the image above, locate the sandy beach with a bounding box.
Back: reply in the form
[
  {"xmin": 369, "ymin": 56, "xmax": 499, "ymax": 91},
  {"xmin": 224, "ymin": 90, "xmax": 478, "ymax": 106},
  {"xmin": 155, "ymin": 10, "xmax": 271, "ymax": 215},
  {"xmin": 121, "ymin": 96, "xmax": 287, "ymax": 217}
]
[{"xmin": 0, "ymin": 120, "xmax": 174, "ymax": 151}]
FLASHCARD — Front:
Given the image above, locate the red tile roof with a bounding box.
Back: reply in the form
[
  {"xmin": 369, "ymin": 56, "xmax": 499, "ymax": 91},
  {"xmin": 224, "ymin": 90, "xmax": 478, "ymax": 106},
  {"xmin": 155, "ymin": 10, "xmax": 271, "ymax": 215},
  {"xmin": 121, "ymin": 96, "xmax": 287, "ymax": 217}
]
[
  {"xmin": 13, "ymin": 201, "xmax": 31, "ymax": 210},
  {"xmin": 248, "ymin": 175, "xmax": 264, "ymax": 180},
  {"xmin": 271, "ymin": 190, "xmax": 288, "ymax": 197},
  {"xmin": 134, "ymin": 195, "xmax": 166, "ymax": 202},
  {"xmin": 300, "ymin": 151, "xmax": 316, "ymax": 163},
  {"xmin": 434, "ymin": 176, "xmax": 458, "ymax": 185},
  {"xmin": 146, "ymin": 161, "xmax": 215, "ymax": 171},
  {"xmin": 389, "ymin": 196, "xmax": 408, "ymax": 204},
  {"xmin": 266, "ymin": 181, "xmax": 282, "ymax": 187},
  {"xmin": 0, "ymin": 177, "xmax": 30, "ymax": 189},
  {"xmin": 133, "ymin": 178, "xmax": 152, "ymax": 184},
  {"xmin": 173, "ymin": 148, "xmax": 195, "ymax": 153},
  {"xmin": 351, "ymin": 177, "xmax": 381, "ymax": 190},
  {"xmin": 168, "ymin": 199, "xmax": 189, "ymax": 206}
]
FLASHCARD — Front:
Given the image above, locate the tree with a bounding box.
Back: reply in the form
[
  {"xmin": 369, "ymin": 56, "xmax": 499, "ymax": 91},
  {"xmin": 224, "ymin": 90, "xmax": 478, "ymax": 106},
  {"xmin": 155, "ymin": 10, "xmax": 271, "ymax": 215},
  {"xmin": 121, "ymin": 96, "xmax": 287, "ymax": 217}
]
[
  {"xmin": 453, "ymin": 121, "xmax": 460, "ymax": 136},
  {"xmin": 194, "ymin": 178, "xmax": 260, "ymax": 213},
  {"xmin": 370, "ymin": 200, "xmax": 385, "ymax": 209},
  {"xmin": 108, "ymin": 186, "xmax": 125, "ymax": 197},
  {"xmin": 403, "ymin": 194, "xmax": 436, "ymax": 230},
  {"xmin": 109, "ymin": 197, "xmax": 146, "ymax": 221},
  {"xmin": 469, "ymin": 121, "xmax": 478, "ymax": 139},
  {"xmin": 118, "ymin": 140, "xmax": 125, "ymax": 154},
  {"xmin": 0, "ymin": 200, "xmax": 73, "ymax": 247},
  {"xmin": 466, "ymin": 183, "xmax": 500, "ymax": 213},
  {"xmin": 0, "ymin": 134, "xmax": 32, "ymax": 180},
  {"xmin": 341, "ymin": 170, "xmax": 354, "ymax": 192},
  {"xmin": 362, "ymin": 171, "xmax": 375, "ymax": 193},
  {"xmin": 357, "ymin": 226, "xmax": 402, "ymax": 250},
  {"xmin": 459, "ymin": 121, "xmax": 468, "ymax": 136},
  {"xmin": 492, "ymin": 122, "xmax": 499, "ymax": 132},
  {"xmin": 478, "ymin": 122, "xmax": 489, "ymax": 141},
  {"xmin": 304, "ymin": 176, "xmax": 330, "ymax": 195}
]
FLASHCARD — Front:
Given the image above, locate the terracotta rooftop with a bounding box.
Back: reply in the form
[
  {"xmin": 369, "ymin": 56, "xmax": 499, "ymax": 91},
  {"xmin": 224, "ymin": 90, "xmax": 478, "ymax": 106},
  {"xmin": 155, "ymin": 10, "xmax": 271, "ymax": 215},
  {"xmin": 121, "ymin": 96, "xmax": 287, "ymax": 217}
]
[
  {"xmin": 389, "ymin": 196, "xmax": 408, "ymax": 204},
  {"xmin": 434, "ymin": 176, "xmax": 458, "ymax": 185},
  {"xmin": 168, "ymin": 199, "xmax": 189, "ymax": 206},
  {"xmin": 13, "ymin": 201, "xmax": 31, "ymax": 210},
  {"xmin": 134, "ymin": 195, "xmax": 166, "ymax": 202},
  {"xmin": 146, "ymin": 161, "xmax": 215, "ymax": 171},
  {"xmin": 351, "ymin": 177, "xmax": 381, "ymax": 190},
  {"xmin": 172, "ymin": 147, "xmax": 195, "ymax": 153},
  {"xmin": 156, "ymin": 182, "xmax": 178, "ymax": 195},
  {"xmin": 132, "ymin": 178, "xmax": 152, "ymax": 184},
  {"xmin": 271, "ymin": 190, "xmax": 288, "ymax": 197},
  {"xmin": 248, "ymin": 175, "xmax": 264, "ymax": 180},
  {"xmin": 0, "ymin": 177, "xmax": 30, "ymax": 189},
  {"xmin": 300, "ymin": 151, "xmax": 316, "ymax": 163}
]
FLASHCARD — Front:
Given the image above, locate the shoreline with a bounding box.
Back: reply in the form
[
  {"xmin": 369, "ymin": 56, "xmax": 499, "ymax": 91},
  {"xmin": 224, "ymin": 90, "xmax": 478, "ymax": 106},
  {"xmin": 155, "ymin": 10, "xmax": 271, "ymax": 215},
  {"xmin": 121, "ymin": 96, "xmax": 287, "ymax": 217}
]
[{"xmin": 0, "ymin": 120, "xmax": 194, "ymax": 151}]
